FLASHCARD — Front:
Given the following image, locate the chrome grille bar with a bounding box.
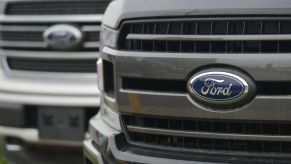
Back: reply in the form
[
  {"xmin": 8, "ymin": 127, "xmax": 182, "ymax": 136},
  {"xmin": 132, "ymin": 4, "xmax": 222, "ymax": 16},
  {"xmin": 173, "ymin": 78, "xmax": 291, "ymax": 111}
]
[
  {"xmin": 0, "ymin": 15, "xmax": 103, "ymax": 23},
  {"xmin": 0, "ymin": 41, "xmax": 100, "ymax": 49},
  {"xmin": 127, "ymin": 125, "xmax": 291, "ymax": 142},
  {"xmin": 0, "ymin": 41, "xmax": 45, "ymax": 48},
  {"xmin": 81, "ymin": 25, "xmax": 101, "ymax": 32},
  {"xmin": 83, "ymin": 42, "xmax": 100, "ymax": 49},
  {"xmin": 0, "ymin": 25, "xmax": 48, "ymax": 32},
  {"xmin": 127, "ymin": 34, "xmax": 291, "ymax": 41}
]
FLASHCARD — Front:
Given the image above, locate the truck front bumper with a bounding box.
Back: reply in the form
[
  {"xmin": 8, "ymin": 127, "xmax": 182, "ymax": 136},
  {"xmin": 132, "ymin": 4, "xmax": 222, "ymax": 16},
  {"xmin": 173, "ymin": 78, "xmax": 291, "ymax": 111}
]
[{"xmin": 0, "ymin": 67, "xmax": 100, "ymax": 145}]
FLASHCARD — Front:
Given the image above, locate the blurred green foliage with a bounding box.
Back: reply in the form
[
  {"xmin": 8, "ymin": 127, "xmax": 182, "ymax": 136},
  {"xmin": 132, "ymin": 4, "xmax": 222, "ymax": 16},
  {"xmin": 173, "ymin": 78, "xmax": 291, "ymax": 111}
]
[
  {"xmin": 0, "ymin": 138, "xmax": 7, "ymax": 164},
  {"xmin": 0, "ymin": 154, "xmax": 7, "ymax": 164}
]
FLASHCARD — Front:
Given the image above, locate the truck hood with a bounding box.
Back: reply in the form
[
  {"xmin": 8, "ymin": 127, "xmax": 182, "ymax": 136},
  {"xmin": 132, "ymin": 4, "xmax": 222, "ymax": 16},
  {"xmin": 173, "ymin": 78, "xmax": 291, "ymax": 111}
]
[{"xmin": 103, "ymin": 0, "xmax": 291, "ymax": 29}]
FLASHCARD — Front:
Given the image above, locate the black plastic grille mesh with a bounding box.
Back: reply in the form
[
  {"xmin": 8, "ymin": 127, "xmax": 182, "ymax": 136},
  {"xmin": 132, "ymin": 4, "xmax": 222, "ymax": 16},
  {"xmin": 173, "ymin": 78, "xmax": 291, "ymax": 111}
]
[
  {"xmin": 7, "ymin": 57, "xmax": 97, "ymax": 73},
  {"xmin": 122, "ymin": 115, "xmax": 291, "ymax": 156},
  {"xmin": 6, "ymin": 1, "xmax": 110, "ymax": 15},
  {"xmin": 85, "ymin": 32, "xmax": 100, "ymax": 42},
  {"xmin": 1, "ymin": 31, "xmax": 43, "ymax": 41},
  {"xmin": 119, "ymin": 19, "xmax": 291, "ymax": 53}
]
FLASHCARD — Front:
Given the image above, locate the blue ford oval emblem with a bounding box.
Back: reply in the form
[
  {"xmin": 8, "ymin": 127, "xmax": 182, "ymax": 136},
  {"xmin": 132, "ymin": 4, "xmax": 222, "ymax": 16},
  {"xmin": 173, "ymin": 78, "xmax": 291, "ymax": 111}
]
[
  {"xmin": 187, "ymin": 69, "xmax": 256, "ymax": 110},
  {"xmin": 43, "ymin": 24, "xmax": 83, "ymax": 50}
]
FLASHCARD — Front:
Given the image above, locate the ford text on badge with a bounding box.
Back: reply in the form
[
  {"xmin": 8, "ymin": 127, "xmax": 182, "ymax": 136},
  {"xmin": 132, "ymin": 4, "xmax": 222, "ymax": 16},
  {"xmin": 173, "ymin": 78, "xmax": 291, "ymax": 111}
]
[{"xmin": 187, "ymin": 69, "xmax": 256, "ymax": 111}]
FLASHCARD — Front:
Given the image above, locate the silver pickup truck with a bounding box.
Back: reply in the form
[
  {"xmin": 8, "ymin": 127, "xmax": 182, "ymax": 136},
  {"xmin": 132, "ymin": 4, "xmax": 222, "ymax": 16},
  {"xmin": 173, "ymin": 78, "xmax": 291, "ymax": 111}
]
[
  {"xmin": 0, "ymin": 0, "xmax": 110, "ymax": 146},
  {"xmin": 84, "ymin": 0, "xmax": 291, "ymax": 163}
]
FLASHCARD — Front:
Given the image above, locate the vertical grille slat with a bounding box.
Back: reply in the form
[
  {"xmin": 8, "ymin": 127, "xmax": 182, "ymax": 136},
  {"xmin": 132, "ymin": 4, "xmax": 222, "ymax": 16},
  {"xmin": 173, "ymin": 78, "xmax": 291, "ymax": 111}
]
[{"xmin": 119, "ymin": 17, "xmax": 291, "ymax": 53}]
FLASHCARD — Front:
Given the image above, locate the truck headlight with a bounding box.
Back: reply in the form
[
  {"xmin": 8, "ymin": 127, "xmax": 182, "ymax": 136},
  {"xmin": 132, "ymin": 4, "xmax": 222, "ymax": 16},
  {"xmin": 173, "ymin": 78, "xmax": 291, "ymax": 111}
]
[{"xmin": 100, "ymin": 25, "xmax": 118, "ymax": 50}]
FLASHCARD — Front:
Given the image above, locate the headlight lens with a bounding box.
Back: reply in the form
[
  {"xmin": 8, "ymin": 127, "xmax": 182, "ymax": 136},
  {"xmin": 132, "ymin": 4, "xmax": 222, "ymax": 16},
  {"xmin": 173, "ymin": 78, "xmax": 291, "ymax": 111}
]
[{"xmin": 100, "ymin": 25, "xmax": 118, "ymax": 50}]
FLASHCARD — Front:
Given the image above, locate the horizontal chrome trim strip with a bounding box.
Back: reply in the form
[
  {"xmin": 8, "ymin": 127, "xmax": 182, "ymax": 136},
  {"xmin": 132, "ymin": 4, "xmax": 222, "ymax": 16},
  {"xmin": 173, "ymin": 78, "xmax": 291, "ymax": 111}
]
[
  {"xmin": 0, "ymin": 41, "xmax": 99, "ymax": 49},
  {"xmin": 127, "ymin": 140, "xmax": 291, "ymax": 159},
  {"xmin": 122, "ymin": 17, "xmax": 291, "ymax": 25},
  {"xmin": 127, "ymin": 125, "xmax": 291, "ymax": 142},
  {"xmin": 0, "ymin": 40, "xmax": 45, "ymax": 48},
  {"xmin": 84, "ymin": 42, "xmax": 100, "ymax": 48},
  {"xmin": 0, "ymin": 49, "xmax": 99, "ymax": 59},
  {"xmin": 127, "ymin": 34, "xmax": 291, "ymax": 41},
  {"xmin": 81, "ymin": 25, "xmax": 101, "ymax": 32},
  {"xmin": 0, "ymin": 25, "xmax": 100, "ymax": 32},
  {"xmin": 0, "ymin": 15, "xmax": 103, "ymax": 23},
  {"xmin": 0, "ymin": 25, "xmax": 48, "ymax": 32}
]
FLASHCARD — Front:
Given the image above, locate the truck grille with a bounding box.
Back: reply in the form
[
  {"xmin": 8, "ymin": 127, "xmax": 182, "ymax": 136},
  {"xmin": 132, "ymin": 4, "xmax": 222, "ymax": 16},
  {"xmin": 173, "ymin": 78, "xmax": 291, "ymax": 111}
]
[
  {"xmin": 0, "ymin": 23, "xmax": 100, "ymax": 51},
  {"xmin": 122, "ymin": 114, "xmax": 291, "ymax": 158},
  {"xmin": 1, "ymin": 0, "xmax": 107, "ymax": 73},
  {"xmin": 119, "ymin": 17, "xmax": 291, "ymax": 53},
  {"xmin": 5, "ymin": 1, "xmax": 110, "ymax": 15},
  {"xmin": 7, "ymin": 57, "xmax": 97, "ymax": 73}
]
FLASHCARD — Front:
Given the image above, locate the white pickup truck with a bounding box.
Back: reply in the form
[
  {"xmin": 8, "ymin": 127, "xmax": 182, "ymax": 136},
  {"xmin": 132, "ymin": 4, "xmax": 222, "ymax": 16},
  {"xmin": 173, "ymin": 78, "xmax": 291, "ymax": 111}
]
[{"xmin": 0, "ymin": 0, "xmax": 109, "ymax": 146}]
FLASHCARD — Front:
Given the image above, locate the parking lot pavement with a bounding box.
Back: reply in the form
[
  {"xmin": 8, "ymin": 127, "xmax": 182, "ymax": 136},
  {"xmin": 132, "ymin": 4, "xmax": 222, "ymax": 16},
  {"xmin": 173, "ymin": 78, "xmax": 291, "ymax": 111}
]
[{"xmin": 3, "ymin": 143, "xmax": 83, "ymax": 164}]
